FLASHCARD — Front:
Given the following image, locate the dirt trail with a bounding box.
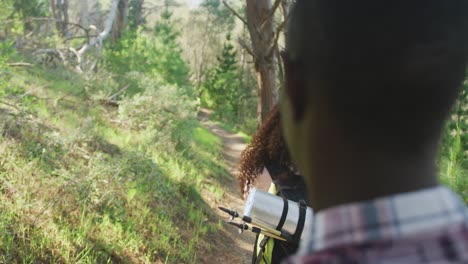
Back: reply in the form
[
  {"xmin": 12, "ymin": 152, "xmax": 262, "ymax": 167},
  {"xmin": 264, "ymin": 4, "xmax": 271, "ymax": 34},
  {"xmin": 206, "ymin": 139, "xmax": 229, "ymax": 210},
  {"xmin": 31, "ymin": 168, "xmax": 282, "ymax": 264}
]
[{"xmin": 197, "ymin": 109, "xmax": 255, "ymax": 264}]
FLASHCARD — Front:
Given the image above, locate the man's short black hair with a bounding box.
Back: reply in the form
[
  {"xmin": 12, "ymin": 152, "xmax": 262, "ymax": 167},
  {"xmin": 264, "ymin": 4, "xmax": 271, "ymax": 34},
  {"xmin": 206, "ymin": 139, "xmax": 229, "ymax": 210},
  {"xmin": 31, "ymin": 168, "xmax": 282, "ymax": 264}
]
[{"xmin": 285, "ymin": 0, "xmax": 468, "ymax": 151}]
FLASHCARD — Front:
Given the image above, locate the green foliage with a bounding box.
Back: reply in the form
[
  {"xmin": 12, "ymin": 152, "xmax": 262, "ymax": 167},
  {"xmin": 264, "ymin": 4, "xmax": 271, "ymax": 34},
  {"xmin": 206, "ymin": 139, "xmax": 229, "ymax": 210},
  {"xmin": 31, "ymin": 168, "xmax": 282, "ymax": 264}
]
[
  {"xmin": 4, "ymin": 0, "xmax": 47, "ymax": 30},
  {"xmin": 105, "ymin": 11, "xmax": 189, "ymax": 90},
  {"xmin": 153, "ymin": 10, "xmax": 190, "ymax": 87},
  {"xmin": 9, "ymin": 0, "xmax": 47, "ymax": 17},
  {"xmin": 0, "ymin": 0, "xmax": 14, "ymax": 19},
  {"xmin": 201, "ymin": 34, "xmax": 257, "ymax": 133},
  {"xmin": 439, "ymin": 82, "xmax": 468, "ymax": 203},
  {"xmin": 202, "ymin": 34, "xmax": 241, "ymax": 115},
  {"xmin": 0, "ymin": 54, "xmax": 9, "ymax": 98},
  {"xmin": 0, "ymin": 41, "xmax": 16, "ymax": 98},
  {"xmin": 128, "ymin": 0, "xmax": 145, "ymax": 30},
  {"xmin": 118, "ymin": 72, "xmax": 198, "ymax": 155}
]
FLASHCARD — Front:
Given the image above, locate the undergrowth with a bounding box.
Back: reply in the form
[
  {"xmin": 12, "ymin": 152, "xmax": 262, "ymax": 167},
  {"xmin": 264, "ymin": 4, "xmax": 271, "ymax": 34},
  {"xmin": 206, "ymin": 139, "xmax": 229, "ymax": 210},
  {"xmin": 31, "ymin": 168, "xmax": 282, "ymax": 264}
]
[{"xmin": 0, "ymin": 62, "xmax": 228, "ymax": 263}]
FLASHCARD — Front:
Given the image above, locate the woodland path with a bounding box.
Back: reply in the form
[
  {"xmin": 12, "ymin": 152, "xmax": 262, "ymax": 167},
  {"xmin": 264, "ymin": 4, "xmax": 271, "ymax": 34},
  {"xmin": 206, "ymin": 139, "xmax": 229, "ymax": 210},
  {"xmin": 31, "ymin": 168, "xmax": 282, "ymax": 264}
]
[{"xmin": 197, "ymin": 108, "xmax": 255, "ymax": 264}]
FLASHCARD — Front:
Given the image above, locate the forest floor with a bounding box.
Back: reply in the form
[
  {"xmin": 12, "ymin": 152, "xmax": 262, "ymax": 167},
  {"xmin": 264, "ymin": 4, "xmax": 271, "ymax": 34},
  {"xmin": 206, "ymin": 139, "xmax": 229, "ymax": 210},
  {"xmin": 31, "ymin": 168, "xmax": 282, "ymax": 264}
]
[{"xmin": 197, "ymin": 109, "xmax": 255, "ymax": 264}]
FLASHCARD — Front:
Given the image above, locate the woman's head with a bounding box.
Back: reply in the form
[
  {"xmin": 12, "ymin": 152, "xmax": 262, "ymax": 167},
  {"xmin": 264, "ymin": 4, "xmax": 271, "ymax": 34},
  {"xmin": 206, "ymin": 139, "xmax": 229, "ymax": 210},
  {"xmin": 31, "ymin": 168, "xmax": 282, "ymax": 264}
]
[{"xmin": 238, "ymin": 105, "xmax": 292, "ymax": 198}]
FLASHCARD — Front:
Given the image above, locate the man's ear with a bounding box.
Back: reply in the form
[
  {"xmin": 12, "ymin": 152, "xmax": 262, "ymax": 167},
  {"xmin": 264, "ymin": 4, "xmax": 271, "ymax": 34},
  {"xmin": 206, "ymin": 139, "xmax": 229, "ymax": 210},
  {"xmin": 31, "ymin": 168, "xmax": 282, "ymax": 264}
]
[{"xmin": 282, "ymin": 51, "xmax": 307, "ymax": 121}]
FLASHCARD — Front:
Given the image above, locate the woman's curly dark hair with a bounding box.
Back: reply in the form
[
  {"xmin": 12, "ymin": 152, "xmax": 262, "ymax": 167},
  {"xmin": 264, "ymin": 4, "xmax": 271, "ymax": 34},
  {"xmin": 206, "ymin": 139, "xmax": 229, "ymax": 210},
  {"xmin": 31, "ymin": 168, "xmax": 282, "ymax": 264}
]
[{"xmin": 237, "ymin": 105, "xmax": 294, "ymax": 197}]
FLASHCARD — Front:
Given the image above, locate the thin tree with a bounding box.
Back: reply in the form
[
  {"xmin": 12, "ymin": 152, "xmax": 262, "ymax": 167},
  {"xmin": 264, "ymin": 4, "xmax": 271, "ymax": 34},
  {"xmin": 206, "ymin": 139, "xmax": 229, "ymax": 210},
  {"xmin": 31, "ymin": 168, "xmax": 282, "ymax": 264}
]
[
  {"xmin": 80, "ymin": 0, "xmax": 89, "ymax": 29},
  {"xmin": 113, "ymin": 0, "xmax": 129, "ymax": 42},
  {"xmin": 223, "ymin": 0, "xmax": 286, "ymax": 124},
  {"xmin": 57, "ymin": 0, "xmax": 69, "ymax": 35},
  {"xmin": 128, "ymin": 0, "xmax": 144, "ymax": 29}
]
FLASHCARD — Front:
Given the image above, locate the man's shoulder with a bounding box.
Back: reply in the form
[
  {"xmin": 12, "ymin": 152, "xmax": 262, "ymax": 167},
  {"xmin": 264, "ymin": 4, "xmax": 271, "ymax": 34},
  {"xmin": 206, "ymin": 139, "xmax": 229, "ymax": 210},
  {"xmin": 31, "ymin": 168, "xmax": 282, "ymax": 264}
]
[{"xmin": 287, "ymin": 223, "xmax": 468, "ymax": 264}]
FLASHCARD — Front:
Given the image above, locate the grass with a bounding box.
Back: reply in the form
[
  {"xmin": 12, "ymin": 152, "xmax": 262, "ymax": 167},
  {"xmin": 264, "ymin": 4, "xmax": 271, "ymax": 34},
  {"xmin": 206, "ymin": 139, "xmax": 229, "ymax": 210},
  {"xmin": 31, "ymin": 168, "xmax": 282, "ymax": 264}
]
[
  {"xmin": 440, "ymin": 161, "xmax": 468, "ymax": 204},
  {"xmin": 439, "ymin": 126, "xmax": 468, "ymax": 204},
  {"xmin": 0, "ymin": 63, "xmax": 230, "ymax": 263},
  {"xmin": 192, "ymin": 127, "xmax": 222, "ymax": 154}
]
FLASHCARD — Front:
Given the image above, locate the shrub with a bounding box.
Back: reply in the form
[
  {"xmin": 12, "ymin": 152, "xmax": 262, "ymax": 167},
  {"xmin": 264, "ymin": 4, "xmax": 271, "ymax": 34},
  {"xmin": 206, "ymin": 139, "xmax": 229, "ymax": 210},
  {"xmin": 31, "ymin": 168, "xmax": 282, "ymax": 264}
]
[
  {"xmin": 118, "ymin": 73, "xmax": 198, "ymax": 155},
  {"xmin": 104, "ymin": 12, "xmax": 190, "ymax": 90},
  {"xmin": 0, "ymin": 41, "xmax": 16, "ymax": 98},
  {"xmin": 439, "ymin": 82, "xmax": 468, "ymax": 203}
]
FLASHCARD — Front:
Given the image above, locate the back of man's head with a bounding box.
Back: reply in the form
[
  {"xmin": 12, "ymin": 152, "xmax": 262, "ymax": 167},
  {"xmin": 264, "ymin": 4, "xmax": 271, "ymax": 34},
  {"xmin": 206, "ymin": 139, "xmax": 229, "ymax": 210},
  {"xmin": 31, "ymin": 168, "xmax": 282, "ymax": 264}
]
[{"xmin": 284, "ymin": 0, "xmax": 468, "ymax": 152}]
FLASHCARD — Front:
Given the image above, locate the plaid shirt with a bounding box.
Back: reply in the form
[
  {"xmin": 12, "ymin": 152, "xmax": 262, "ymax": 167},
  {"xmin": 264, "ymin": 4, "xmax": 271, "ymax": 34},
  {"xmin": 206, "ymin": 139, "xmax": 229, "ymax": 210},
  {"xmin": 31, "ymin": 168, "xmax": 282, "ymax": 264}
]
[{"xmin": 287, "ymin": 186, "xmax": 468, "ymax": 264}]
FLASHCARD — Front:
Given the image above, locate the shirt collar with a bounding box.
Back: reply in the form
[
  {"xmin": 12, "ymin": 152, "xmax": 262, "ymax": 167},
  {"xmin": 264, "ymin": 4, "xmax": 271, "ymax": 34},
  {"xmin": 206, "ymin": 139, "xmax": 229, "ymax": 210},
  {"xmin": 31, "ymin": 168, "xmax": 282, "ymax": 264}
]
[{"xmin": 299, "ymin": 186, "xmax": 468, "ymax": 254}]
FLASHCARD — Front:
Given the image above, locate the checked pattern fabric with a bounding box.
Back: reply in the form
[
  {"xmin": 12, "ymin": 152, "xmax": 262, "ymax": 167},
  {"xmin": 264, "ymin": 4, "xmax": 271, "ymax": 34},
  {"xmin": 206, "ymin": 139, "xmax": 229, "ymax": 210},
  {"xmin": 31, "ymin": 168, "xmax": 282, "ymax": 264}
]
[{"xmin": 286, "ymin": 186, "xmax": 468, "ymax": 264}]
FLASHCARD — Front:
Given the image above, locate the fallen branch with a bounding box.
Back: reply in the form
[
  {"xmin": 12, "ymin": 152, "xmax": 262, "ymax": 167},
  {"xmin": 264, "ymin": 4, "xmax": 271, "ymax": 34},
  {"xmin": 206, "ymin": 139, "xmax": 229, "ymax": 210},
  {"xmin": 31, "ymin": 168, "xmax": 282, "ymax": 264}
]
[
  {"xmin": 32, "ymin": 49, "xmax": 68, "ymax": 67},
  {"xmin": 67, "ymin": 47, "xmax": 83, "ymax": 73},
  {"xmin": 99, "ymin": 99, "xmax": 119, "ymax": 108},
  {"xmin": 98, "ymin": 84, "xmax": 130, "ymax": 108},
  {"xmin": 0, "ymin": 100, "xmax": 21, "ymax": 111},
  {"xmin": 8, "ymin": 62, "xmax": 33, "ymax": 67},
  {"xmin": 108, "ymin": 85, "xmax": 130, "ymax": 101},
  {"xmin": 65, "ymin": 34, "xmax": 98, "ymax": 41}
]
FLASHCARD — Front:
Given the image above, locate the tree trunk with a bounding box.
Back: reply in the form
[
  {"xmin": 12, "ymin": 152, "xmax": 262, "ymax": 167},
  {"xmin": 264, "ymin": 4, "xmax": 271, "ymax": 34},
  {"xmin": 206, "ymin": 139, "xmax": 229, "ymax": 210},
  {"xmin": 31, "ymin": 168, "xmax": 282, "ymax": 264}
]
[
  {"xmin": 276, "ymin": 0, "xmax": 290, "ymax": 89},
  {"xmin": 132, "ymin": 0, "xmax": 144, "ymax": 28},
  {"xmin": 80, "ymin": 0, "xmax": 89, "ymax": 29},
  {"xmin": 246, "ymin": 0, "xmax": 278, "ymax": 124},
  {"xmin": 113, "ymin": 0, "xmax": 129, "ymax": 42},
  {"xmin": 280, "ymin": 0, "xmax": 290, "ymax": 37},
  {"xmin": 57, "ymin": 0, "xmax": 69, "ymax": 36},
  {"xmin": 257, "ymin": 63, "xmax": 277, "ymax": 123},
  {"xmin": 48, "ymin": 0, "xmax": 60, "ymax": 33}
]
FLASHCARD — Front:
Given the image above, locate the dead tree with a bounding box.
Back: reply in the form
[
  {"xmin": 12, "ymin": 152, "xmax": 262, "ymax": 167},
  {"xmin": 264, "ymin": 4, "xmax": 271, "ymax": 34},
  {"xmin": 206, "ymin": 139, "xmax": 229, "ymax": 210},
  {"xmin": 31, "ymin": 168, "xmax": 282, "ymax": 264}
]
[
  {"xmin": 77, "ymin": 0, "xmax": 121, "ymax": 73},
  {"xmin": 4, "ymin": 0, "xmax": 123, "ymax": 75}
]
